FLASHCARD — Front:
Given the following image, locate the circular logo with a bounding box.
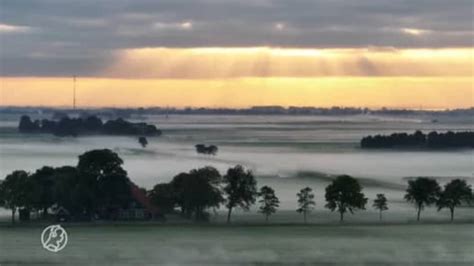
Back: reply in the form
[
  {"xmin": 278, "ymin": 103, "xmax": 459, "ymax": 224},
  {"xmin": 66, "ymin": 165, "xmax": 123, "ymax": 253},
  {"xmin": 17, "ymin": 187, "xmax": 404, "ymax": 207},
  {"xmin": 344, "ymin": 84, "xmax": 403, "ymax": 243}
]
[{"xmin": 41, "ymin": 224, "xmax": 68, "ymax": 252}]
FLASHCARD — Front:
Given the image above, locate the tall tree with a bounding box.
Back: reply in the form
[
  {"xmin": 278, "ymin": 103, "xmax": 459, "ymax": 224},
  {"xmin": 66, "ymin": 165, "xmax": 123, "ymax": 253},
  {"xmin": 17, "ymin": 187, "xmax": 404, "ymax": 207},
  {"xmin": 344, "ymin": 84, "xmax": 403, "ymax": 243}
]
[
  {"xmin": 404, "ymin": 177, "xmax": 441, "ymax": 221},
  {"xmin": 170, "ymin": 172, "xmax": 192, "ymax": 216},
  {"xmin": 223, "ymin": 165, "xmax": 257, "ymax": 223},
  {"xmin": 325, "ymin": 175, "xmax": 367, "ymax": 222},
  {"xmin": 77, "ymin": 149, "xmax": 132, "ymax": 218},
  {"xmin": 0, "ymin": 171, "xmax": 29, "ymax": 224},
  {"xmin": 372, "ymin": 194, "xmax": 388, "ymax": 221},
  {"xmin": 138, "ymin": 137, "xmax": 148, "ymax": 148},
  {"xmin": 296, "ymin": 187, "xmax": 315, "ymax": 223},
  {"xmin": 28, "ymin": 166, "xmax": 56, "ymax": 217},
  {"xmin": 51, "ymin": 166, "xmax": 81, "ymax": 215},
  {"xmin": 178, "ymin": 167, "xmax": 223, "ymax": 221},
  {"xmin": 258, "ymin": 186, "xmax": 279, "ymax": 222},
  {"xmin": 437, "ymin": 179, "xmax": 472, "ymax": 221},
  {"xmin": 148, "ymin": 182, "xmax": 176, "ymax": 213}
]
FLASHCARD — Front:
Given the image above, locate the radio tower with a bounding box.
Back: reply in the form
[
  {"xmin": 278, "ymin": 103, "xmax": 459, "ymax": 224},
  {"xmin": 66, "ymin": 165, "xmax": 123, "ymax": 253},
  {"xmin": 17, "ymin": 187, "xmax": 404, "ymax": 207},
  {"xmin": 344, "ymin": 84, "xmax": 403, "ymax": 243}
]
[{"xmin": 73, "ymin": 75, "xmax": 76, "ymax": 110}]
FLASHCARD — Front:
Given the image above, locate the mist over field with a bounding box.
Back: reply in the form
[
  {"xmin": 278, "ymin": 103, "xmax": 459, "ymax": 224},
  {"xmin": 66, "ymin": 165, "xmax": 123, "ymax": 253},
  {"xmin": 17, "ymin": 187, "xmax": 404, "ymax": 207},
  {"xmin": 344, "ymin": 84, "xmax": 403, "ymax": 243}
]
[
  {"xmin": 1, "ymin": 113, "xmax": 473, "ymax": 265},
  {"xmin": 1, "ymin": 114, "xmax": 473, "ymax": 219}
]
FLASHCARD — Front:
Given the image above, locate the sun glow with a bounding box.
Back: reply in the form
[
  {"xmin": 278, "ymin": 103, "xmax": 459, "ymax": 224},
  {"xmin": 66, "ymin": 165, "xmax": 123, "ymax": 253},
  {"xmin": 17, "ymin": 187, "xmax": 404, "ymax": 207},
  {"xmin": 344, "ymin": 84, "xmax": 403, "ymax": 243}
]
[
  {"xmin": 103, "ymin": 47, "xmax": 473, "ymax": 78},
  {"xmin": 1, "ymin": 47, "xmax": 472, "ymax": 108},
  {"xmin": 1, "ymin": 77, "xmax": 472, "ymax": 109}
]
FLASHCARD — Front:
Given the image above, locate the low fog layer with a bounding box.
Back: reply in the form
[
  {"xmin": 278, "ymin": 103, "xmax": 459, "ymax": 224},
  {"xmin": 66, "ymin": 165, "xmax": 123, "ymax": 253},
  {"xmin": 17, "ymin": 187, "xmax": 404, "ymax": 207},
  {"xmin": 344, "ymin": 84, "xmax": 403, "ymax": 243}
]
[{"xmin": 0, "ymin": 114, "xmax": 472, "ymax": 216}]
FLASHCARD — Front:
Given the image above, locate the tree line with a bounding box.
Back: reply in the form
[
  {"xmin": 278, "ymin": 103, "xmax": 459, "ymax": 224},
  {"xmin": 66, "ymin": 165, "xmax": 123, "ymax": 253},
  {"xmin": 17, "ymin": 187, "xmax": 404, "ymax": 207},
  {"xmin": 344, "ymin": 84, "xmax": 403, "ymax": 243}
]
[
  {"xmin": 18, "ymin": 115, "xmax": 161, "ymax": 137},
  {"xmin": 0, "ymin": 149, "xmax": 472, "ymax": 224},
  {"xmin": 4, "ymin": 106, "xmax": 474, "ymax": 117},
  {"xmin": 361, "ymin": 131, "xmax": 474, "ymax": 149},
  {"xmin": 0, "ymin": 150, "xmax": 133, "ymax": 223}
]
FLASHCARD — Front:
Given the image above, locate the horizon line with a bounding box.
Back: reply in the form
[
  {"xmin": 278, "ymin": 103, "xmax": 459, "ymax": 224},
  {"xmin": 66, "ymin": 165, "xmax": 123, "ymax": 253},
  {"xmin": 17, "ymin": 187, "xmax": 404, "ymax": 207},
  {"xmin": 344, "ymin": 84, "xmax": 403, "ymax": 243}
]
[{"xmin": 1, "ymin": 104, "xmax": 472, "ymax": 112}]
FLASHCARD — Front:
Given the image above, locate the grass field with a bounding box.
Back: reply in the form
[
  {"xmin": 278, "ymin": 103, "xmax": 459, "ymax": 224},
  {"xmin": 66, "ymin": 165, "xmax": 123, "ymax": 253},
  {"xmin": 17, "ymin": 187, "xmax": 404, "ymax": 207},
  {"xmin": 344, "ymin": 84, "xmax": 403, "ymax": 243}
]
[{"xmin": 1, "ymin": 223, "xmax": 473, "ymax": 265}]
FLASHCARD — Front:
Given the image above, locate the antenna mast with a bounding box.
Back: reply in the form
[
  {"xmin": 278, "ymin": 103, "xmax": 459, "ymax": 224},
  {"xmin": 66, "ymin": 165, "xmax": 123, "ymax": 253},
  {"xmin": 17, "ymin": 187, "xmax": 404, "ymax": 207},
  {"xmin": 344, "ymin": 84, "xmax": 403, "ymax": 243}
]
[{"xmin": 73, "ymin": 75, "xmax": 76, "ymax": 110}]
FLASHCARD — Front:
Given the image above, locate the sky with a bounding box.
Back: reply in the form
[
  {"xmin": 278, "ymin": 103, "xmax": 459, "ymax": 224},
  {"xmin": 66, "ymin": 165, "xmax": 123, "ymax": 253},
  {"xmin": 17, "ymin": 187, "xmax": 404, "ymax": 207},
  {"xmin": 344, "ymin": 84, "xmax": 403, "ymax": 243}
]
[{"xmin": 0, "ymin": 0, "xmax": 473, "ymax": 108}]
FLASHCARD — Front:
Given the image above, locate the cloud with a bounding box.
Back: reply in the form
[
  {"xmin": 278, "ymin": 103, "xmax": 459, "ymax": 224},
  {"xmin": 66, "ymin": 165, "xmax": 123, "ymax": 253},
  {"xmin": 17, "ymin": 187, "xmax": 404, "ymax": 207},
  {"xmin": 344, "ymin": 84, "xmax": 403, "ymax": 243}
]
[
  {"xmin": 401, "ymin": 28, "xmax": 432, "ymax": 36},
  {"xmin": 0, "ymin": 0, "xmax": 472, "ymax": 76},
  {"xmin": 152, "ymin": 21, "xmax": 193, "ymax": 30},
  {"xmin": 0, "ymin": 23, "xmax": 32, "ymax": 33},
  {"xmin": 102, "ymin": 47, "xmax": 473, "ymax": 79},
  {"xmin": 274, "ymin": 23, "xmax": 285, "ymax": 31}
]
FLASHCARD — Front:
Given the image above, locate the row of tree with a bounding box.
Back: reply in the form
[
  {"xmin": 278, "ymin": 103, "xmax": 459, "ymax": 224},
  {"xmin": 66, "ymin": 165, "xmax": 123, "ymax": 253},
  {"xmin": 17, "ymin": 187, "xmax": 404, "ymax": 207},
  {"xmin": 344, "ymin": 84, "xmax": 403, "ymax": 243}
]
[
  {"xmin": 360, "ymin": 131, "xmax": 474, "ymax": 149},
  {"xmin": 148, "ymin": 167, "xmax": 473, "ymax": 223},
  {"xmin": 19, "ymin": 115, "xmax": 161, "ymax": 137},
  {"xmin": 0, "ymin": 149, "xmax": 472, "ymax": 224}
]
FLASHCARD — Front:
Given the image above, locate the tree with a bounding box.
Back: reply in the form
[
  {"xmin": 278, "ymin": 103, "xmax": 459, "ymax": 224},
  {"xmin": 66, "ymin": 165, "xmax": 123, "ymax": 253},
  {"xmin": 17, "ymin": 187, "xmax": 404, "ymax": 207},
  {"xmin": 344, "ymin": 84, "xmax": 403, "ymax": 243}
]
[
  {"xmin": 28, "ymin": 166, "xmax": 56, "ymax": 217},
  {"xmin": 78, "ymin": 149, "xmax": 125, "ymax": 177},
  {"xmin": 404, "ymin": 177, "xmax": 441, "ymax": 221},
  {"xmin": 77, "ymin": 149, "xmax": 132, "ymax": 218},
  {"xmin": 97, "ymin": 170, "xmax": 132, "ymax": 218},
  {"xmin": 51, "ymin": 166, "xmax": 81, "ymax": 216},
  {"xmin": 148, "ymin": 183, "xmax": 176, "ymax": 213},
  {"xmin": 195, "ymin": 144, "xmax": 218, "ymax": 155},
  {"xmin": 258, "ymin": 186, "xmax": 279, "ymax": 222},
  {"xmin": 0, "ymin": 171, "xmax": 29, "ymax": 224},
  {"xmin": 223, "ymin": 165, "xmax": 257, "ymax": 223},
  {"xmin": 18, "ymin": 115, "xmax": 161, "ymax": 137},
  {"xmin": 18, "ymin": 115, "xmax": 39, "ymax": 133},
  {"xmin": 325, "ymin": 175, "xmax": 367, "ymax": 222},
  {"xmin": 437, "ymin": 179, "xmax": 472, "ymax": 221},
  {"xmin": 170, "ymin": 172, "xmax": 191, "ymax": 216},
  {"xmin": 372, "ymin": 194, "xmax": 388, "ymax": 221},
  {"xmin": 83, "ymin": 115, "xmax": 103, "ymax": 131},
  {"xmin": 296, "ymin": 187, "xmax": 315, "ymax": 223},
  {"xmin": 138, "ymin": 136, "xmax": 148, "ymax": 148},
  {"xmin": 174, "ymin": 167, "xmax": 223, "ymax": 221}
]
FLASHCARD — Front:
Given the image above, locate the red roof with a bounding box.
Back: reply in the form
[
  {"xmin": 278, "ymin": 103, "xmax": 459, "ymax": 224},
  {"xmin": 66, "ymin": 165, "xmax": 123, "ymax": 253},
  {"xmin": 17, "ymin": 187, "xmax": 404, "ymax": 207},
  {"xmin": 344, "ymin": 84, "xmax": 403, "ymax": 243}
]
[{"xmin": 130, "ymin": 183, "xmax": 160, "ymax": 213}]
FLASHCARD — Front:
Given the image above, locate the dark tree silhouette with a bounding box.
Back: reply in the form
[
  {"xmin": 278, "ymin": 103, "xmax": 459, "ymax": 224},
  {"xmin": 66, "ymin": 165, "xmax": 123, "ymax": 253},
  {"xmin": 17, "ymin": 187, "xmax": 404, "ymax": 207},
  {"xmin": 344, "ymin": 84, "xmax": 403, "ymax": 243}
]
[
  {"xmin": 188, "ymin": 167, "xmax": 223, "ymax": 221},
  {"xmin": 170, "ymin": 172, "xmax": 191, "ymax": 216},
  {"xmin": 1, "ymin": 151, "xmax": 137, "ymax": 222},
  {"xmin": 195, "ymin": 144, "xmax": 218, "ymax": 155},
  {"xmin": 28, "ymin": 166, "xmax": 56, "ymax": 217},
  {"xmin": 437, "ymin": 179, "xmax": 472, "ymax": 221},
  {"xmin": 404, "ymin": 177, "xmax": 441, "ymax": 221},
  {"xmin": 148, "ymin": 183, "xmax": 176, "ymax": 213},
  {"xmin": 19, "ymin": 115, "xmax": 40, "ymax": 133},
  {"xmin": 296, "ymin": 187, "xmax": 315, "ymax": 223},
  {"xmin": 325, "ymin": 175, "xmax": 367, "ymax": 222},
  {"xmin": 51, "ymin": 166, "xmax": 81, "ymax": 216},
  {"xmin": 223, "ymin": 165, "xmax": 257, "ymax": 223},
  {"xmin": 0, "ymin": 171, "xmax": 29, "ymax": 224},
  {"xmin": 372, "ymin": 194, "xmax": 388, "ymax": 221},
  {"xmin": 172, "ymin": 167, "xmax": 223, "ymax": 221},
  {"xmin": 17, "ymin": 115, "xmax": 161, "ymax": 137},
  {"xmin": 138, "ymin": 136, "xmax": 148, "ymax": 148},
  {"xmin": 83, "ymin": 116, "xmax": 103, "ymax": 131},
  {"xmin": 361, "ymin": 130, "xmax": 474, "ymax": 149},
  {"xmin": 258, "ymin": 186, "xmax": 279, "ymax": 222},
  {"xmin": 77, "ymin": 149, "xmax": 132, "ymax": 218}
]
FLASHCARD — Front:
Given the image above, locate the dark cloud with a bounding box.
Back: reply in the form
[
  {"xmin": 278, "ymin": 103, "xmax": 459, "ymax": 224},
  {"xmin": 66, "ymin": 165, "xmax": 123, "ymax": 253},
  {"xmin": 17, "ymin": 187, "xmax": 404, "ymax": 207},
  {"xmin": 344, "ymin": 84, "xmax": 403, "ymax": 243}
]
[{"xmin": 0, "ymin": 0, "xmax": 472, "ymax": 76}]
